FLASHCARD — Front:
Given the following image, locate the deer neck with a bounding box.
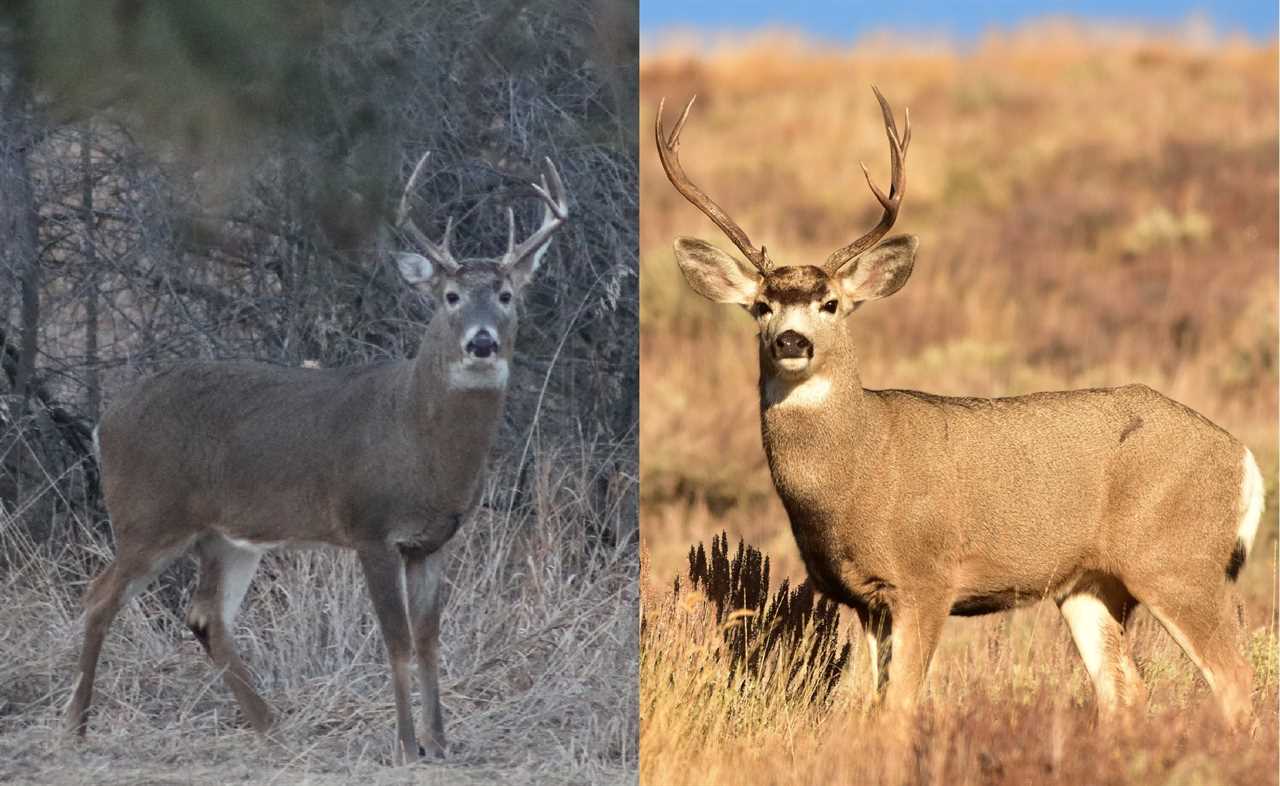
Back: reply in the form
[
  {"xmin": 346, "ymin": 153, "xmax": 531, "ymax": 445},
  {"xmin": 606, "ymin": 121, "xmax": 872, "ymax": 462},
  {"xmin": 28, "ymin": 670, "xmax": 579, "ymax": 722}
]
[
  {"xmin": 408, "ymin": 319, "xmax": 507, "ymax": 497},
  {"xmin": 758, "ymin": 322, "xmax": 875, "ymax": 516}
]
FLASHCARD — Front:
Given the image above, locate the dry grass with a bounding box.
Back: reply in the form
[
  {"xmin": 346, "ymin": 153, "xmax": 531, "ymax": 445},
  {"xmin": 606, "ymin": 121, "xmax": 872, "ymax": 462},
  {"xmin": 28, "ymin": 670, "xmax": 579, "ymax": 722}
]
[
  {"xmin": 0, "ymin": 441, "xmax": 637, "ymax": 785},
  {"xmin": 639, "ymin": 25, "xmax": 1279, "ymax": 786},
  {"xmin": 642, "ymin": 533, "xmax": 1278, "ymax": 786}
]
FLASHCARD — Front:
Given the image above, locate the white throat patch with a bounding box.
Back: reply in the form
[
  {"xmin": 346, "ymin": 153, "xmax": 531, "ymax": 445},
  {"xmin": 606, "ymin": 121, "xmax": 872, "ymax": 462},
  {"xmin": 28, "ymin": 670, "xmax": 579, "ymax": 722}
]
[
  {"xmin": 765, "ymin": 374, "xmax": 831, "ymax": 409},
  {"xmin": 448, "ymin": 358, "xmax": 509, "ymax": 390}
]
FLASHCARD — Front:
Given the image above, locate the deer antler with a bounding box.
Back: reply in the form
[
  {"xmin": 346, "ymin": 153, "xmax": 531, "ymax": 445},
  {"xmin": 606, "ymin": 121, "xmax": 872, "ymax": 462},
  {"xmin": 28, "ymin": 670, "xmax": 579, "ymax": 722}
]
[
  {"xmin": 502, "ymin": 157, "xmax": 570, "ymax": 269},
  {"xmin": 655, "ymin": 96, "xmax": 772, "ymax": 273},
  {"xmin": 823, "ymin": 86, "xmax": 911, "ymax": 274},
  {"xmin": 395, "ymin": 151, "xmax": 461, "ymax": 274}
]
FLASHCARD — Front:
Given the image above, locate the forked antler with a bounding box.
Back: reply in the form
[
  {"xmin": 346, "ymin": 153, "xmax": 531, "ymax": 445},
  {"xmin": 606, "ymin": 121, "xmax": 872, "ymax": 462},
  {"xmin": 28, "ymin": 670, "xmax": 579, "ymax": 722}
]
[
  {"xmin": 396, "ymin": 153, "xmax": 568, "ymax": 271},
  {"xmin": 823, "ymin": 86, "xmax": 911, "ymax": 274},
  {"xmin": 655, "ymin": 96, "xmax": 772, "ymax": 273},
  {"xmin": 395, "ymin": 151, "xmax": 461, "ymax": 274},
  {"xmin": 502, "ymin": 157, "xmax": 570, "ymax": 269}
]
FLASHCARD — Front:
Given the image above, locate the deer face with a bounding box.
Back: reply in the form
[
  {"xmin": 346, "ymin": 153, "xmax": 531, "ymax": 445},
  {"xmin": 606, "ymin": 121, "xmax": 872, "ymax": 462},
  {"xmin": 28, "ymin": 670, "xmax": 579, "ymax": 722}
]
[
  {"xmin": 672, "ymin": 235, "xmax": 917, "ymax": 381},
  {"xmin": 393, "ymin": 155, "xmax": 569, "ymax": 390},
  {"xmin": 656, "ymin": 87, "xmax": 914, "ymax": 384},
  {"xmin": 396, "ymin": 255, "xmax": 543, "ymax": 388}
]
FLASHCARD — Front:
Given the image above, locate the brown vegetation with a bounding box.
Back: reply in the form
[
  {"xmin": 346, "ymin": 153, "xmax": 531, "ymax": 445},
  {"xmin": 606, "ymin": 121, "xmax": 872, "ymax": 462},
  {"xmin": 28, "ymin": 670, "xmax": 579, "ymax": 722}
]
[
  {"xmin": 2, "ymin": 449, "xmax": 636, "ymax": 784},
  {"xmin": 640, "ymin": 26, "xmax": 1278, "ymax": 786}
]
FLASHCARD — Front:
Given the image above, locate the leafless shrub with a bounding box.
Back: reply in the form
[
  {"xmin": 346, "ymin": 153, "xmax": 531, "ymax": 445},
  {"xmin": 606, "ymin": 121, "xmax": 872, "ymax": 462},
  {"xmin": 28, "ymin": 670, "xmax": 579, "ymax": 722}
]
[{"xmin": 673, "ymin": 533, "xmax": 849, "ymax": 705}]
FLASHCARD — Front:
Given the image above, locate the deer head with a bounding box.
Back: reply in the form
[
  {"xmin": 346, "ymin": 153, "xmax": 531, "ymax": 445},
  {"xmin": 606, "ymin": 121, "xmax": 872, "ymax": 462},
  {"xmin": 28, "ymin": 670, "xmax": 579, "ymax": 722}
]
[
  {"xmin": 657, "ymin": 87, "xmax": 916, "ymax": 382},
  {"xmin": 393, "ymin": 153, "xmax": 569, "ymax": 388}
]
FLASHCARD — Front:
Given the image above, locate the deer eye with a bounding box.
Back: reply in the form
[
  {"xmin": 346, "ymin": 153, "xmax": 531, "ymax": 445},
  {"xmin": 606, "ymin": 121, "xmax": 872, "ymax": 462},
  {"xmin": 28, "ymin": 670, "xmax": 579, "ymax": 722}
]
[
  {"xmin": 499, "ymin": 291, "xmax": 513, "ymax": 305},
  {"xmin": 445, "ymin": 292, "xmax": 460, "ymax": 305},
  {"xmin": 821, "ymin": 299, "xmax": 838, "ymax": 314},
  {"xmin": 752, "ymin": 302, "xmax": 772, "ymax": 318}
]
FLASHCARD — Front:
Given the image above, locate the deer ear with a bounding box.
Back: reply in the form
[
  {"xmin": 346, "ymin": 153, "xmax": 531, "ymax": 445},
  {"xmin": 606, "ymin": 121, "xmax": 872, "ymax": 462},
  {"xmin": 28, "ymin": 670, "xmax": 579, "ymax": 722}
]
[
  {"xmin": 395, "ymin": 252, "xmax": 435, "ymax": 285},
  {"xmin": 836, "ymin": 234, "xmax": 917, "ymax": 302},
  {"xmin": 673, "ymin": 237, "xmax": 760, "ymax": 306}
]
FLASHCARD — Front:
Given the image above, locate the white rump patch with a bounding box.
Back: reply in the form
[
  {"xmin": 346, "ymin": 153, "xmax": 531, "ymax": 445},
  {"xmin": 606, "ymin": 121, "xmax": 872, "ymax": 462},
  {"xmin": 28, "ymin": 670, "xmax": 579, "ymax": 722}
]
[
  {"xmin": 765, "ymin": 374, "xmax": 831, "ymax": 409},
  {"xmin": 448, "ymin": 358, "xmax": 509, "ymax": 390},
  {"xmin": 1237, "ymin": 447, "xmax": 1264, "ymax": 557},
  {"xmin": 1059, "ymin": 593, "xmax": 1108, "ymax": 680}
]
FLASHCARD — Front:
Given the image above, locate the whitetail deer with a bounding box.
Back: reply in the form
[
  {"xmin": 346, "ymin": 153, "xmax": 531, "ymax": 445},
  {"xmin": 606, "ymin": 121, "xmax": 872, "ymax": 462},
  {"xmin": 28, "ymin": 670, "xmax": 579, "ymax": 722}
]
[
  {"xmin": 656, "ymin": 88, "xmax": 1262, "ymax": 726},
  {"xmin": 66, "ymin": 153, "xmax": 570, "ymax": 763}
]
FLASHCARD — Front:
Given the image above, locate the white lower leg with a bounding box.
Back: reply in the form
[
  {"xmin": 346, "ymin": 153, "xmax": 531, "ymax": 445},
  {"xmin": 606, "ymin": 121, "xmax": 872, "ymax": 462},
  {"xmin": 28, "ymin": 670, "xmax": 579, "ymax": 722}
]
[{"xmin": 1060, "ymin": 593, "xmax": 1122, "ymax": 709}]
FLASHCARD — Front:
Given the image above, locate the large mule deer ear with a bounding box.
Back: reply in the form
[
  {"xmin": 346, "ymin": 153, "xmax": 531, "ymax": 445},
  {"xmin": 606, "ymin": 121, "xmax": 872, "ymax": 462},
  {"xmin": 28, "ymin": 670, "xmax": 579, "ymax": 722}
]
[
  {"xmin": 395, "ymin": 252, "xmax": 436, "ymax": 286},
  {"xmin": 836, "ymin": 234, "xmax": 917, "ymax": 303},
  {"xmin": 673, "ymin": 237, "xmax": 760, "ymax": 306}
]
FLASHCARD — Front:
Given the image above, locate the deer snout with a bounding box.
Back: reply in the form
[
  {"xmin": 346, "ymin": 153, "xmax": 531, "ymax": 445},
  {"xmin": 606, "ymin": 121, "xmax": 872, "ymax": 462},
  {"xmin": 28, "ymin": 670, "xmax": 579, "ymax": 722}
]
[
  {"xmin": 465, "ymin": 329, "xmax": 499, "ymax": 359},
  {"xmin": 773, "ymin": 330, "xmax": 812, "ymax": 360}
]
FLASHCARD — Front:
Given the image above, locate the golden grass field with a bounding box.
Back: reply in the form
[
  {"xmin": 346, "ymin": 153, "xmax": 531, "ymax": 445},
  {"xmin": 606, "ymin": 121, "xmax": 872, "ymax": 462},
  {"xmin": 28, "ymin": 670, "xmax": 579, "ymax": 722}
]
[{"xmin": 639, "ymin": 25, "xmax": 1279, "ymax": 786}]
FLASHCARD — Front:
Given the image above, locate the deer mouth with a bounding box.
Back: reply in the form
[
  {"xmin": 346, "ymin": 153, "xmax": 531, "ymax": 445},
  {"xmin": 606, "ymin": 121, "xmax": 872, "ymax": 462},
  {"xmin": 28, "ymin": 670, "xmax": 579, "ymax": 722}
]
[
  {"xmin": 449, "ymin": 357, "xmax": 509, "ymax": 390},
  {"xmin": 775, "ymin": 356, "xmax": 812, "ymax": 376}
]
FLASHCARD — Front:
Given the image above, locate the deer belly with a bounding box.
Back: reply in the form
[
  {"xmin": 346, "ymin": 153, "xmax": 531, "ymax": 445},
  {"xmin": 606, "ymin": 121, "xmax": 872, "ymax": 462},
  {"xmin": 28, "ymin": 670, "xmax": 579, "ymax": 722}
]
[{"xmin": 949, "ymin": 587, "xmax": 1041, "ymax": 616}]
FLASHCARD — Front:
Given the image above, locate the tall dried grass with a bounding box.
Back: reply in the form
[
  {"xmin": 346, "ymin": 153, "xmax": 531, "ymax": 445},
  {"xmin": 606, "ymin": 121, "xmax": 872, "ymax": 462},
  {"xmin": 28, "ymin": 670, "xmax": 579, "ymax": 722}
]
[
  {"xmin": 642, "ymin": 534, "xmax": 1278, "ymax": 786},
  {"xmin": 0, "ymin": 438, "xmax": 637, "ymax": 785}
]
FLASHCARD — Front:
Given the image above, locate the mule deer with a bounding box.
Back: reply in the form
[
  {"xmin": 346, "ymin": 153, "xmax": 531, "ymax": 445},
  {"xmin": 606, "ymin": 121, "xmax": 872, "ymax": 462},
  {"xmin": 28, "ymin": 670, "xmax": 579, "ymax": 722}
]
[
  {"xmin": 655, "ymin": 88, "xmax": 1262, "ymax": 726},
  {"xmin": 66, "ymin": 153, "xmax": 570, "ymax": 762}
]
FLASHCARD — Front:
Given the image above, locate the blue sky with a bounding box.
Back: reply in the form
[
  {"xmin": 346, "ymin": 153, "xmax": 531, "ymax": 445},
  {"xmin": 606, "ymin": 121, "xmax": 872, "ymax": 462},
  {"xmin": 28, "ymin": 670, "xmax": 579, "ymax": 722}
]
[{"xmin": 641, "ymin": 1, "xmax": 1277, "ymax": 43}]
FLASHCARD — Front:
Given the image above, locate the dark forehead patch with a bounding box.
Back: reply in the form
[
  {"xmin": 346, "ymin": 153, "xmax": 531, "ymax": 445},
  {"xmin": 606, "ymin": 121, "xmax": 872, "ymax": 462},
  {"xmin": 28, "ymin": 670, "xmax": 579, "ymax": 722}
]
[
  {"xmin": 451, "ymin": 260, "xmax": 506, "ymax": 286},
  {"xmin": 762, "ymin": 266, "xmax": 832, "ymax": 304}
]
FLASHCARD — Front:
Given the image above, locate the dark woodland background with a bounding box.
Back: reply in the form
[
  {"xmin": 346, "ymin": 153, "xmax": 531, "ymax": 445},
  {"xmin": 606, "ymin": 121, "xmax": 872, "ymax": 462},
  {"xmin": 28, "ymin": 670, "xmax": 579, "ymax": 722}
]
[{"xmin": 0, "ymin": 0, "xmax": 638, "ymax": 553}]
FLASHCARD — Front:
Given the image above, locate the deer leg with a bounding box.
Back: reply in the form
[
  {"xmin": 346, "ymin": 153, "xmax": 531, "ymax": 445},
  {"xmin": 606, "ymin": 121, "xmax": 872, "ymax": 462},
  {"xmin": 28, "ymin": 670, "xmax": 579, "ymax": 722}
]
[
  {"xmin": 1142, "ymin": 584, "xmax": 1254, "ymax": 730},
  {"xmin": 187, "ymin": 535, "xmax": 271, "ymax": 732},
  {"xmin": 66, "ymin": 550, "xmax": 177, "ymax": 736},
  {"xmin": 854, "ymin": 605, "xmax": 892, "ymax": 702},
  {"xmin": 881, "ymin": 593, "xmax": 950, "ymax": 713},
  {"xmin": 357, "ymin": 543, "xmax": 419, "ymax": 764},
  {"xmin": 404, "ymin": 546, "xmax": 448, "ymax": 759},
  {"xmin": 1058, "ymin": 576, "xmax": 1146, "ymax": 717}
]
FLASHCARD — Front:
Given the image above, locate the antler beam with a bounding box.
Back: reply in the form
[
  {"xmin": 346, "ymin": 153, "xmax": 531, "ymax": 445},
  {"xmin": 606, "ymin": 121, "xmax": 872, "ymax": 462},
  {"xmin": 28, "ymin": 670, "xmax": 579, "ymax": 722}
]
[
  {"xmin": 655, "ymin": 96, "xmax": 772, "ymax": 273},
  {"xmin": 823, "ymin": 86, "xmax": 911, "ymax": 274},
  {"xmin": 502, "ymin": 157, "xmax": 570, "ymax": 269},
  {"xmin": 395, "ymin": 151, "xmax": 462, "ymax": 274}
]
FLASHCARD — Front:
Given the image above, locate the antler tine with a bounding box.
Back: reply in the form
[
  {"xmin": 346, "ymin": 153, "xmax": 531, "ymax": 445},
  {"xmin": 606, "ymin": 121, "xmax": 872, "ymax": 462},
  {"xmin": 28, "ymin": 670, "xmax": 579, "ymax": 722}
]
[
  {"xmin": 529, "ymin": 157, "xmax": 570, "ymax": 220},
  {"xmin": 396, "ymin": 151, "xmax": 432, "ymax": 227},
  {"xmin": 655, "ymin": 96, "xmax": 771, "ymax": 273},
  {"xmin": 503, "ymin": 157, "xmax": 571, "ymax": 269},
  {"xmin": 504, "ymin": 207, "xmax": 517, "ymax": 259},
  {"xmin": 438, "ymin": 215, "xmax": 456, "ymax": 255},
  {"xmin": 823, "ymin": 86, "xmax": 910, "ymax": 274},
  {"xmin": 394, "ymin": 150, "xmax": 461, "ymax": 274}
]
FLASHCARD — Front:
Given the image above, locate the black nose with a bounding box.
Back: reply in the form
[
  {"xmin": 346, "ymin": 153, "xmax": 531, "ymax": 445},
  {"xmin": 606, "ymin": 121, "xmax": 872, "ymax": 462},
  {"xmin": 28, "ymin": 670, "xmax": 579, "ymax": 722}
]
[
  {"xmin": 773, "ymin": 330, "xmax": 811, "ymax": 359},
  {"xmin": 466, "ymin": 329, "xmax": 498, "ymax": 358}
]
